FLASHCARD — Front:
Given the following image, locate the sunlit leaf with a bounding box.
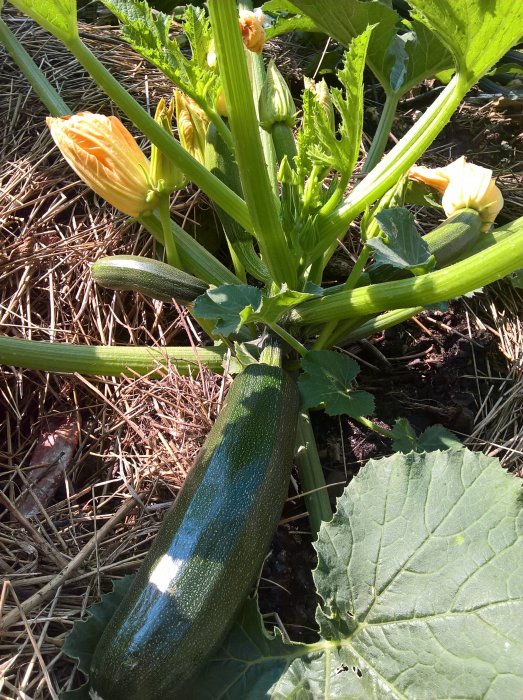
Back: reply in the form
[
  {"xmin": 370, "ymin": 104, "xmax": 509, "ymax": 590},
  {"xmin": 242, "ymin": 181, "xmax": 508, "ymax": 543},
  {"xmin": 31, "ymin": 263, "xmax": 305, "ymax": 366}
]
[
  {"xmin": 9, "ymin": 0, "xmax": 78, "ymax": 43},
  {"xmin": 408, "ymin": 0, "xmax": 523, "ymax": 85}
]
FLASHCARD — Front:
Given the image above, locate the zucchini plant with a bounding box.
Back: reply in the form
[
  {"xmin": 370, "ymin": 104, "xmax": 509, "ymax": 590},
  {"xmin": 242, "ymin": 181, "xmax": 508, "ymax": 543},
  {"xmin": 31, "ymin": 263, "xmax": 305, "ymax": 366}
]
[{"xmin": 1, "ymin": 0, "xmax": 523, "ymax": 697}]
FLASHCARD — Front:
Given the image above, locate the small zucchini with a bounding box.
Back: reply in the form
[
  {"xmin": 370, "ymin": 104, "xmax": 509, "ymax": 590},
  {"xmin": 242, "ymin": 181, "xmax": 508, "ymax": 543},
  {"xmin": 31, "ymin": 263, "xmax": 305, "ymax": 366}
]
[
  {"xmin": 92, "ymin": 255, "xmax": 208, "ymax": 304},
  {"xmin": 89, "ymin": 361, "xmax": 299, "ymax": 700}
]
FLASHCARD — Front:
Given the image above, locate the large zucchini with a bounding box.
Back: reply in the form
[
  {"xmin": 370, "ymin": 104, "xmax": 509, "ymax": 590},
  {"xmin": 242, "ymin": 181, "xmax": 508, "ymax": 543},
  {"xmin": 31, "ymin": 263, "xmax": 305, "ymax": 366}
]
[
  {"xmin": 89, "ymin": 361, "xmax": 299, "ymax": 699},
  {"xmin": 92, "ymin": 255, "xmax": 209, "ymax": 304}
]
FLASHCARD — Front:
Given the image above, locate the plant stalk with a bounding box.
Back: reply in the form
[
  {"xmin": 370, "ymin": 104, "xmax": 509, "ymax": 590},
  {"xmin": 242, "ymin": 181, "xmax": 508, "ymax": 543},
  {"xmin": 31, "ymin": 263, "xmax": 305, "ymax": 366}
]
[
  {"xmin": 360, "ymin": 92, "xmax": 399, "ymax": 175},
  {"xmin": 295, "ymin": 411, "xmax": 333, "ymax": 537},
  {"xmin": 0, "ymin": 18, "xmax": 70, "ymax": 116},
  {"xmin": 291, "ymin": 219, "xmax": 523, "ymax": 325},
  {"xmin": 64, "ymin": 37, "xmax": 253, "ymax": 234},
  {"xmin": 0, "ymin": 337, "xmax": 226, "ymax": 376},
  {"xmin": 207, "ymin": 0, "xmax": 296, "ymax": 288},
  {"xmin": 314, "ymin": 75, "xmax": 469, "ymax": 258}
]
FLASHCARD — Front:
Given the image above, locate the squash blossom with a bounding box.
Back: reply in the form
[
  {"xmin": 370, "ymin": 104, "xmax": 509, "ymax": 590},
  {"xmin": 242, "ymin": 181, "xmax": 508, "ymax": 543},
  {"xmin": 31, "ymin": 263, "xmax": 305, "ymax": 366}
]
[
  {"xmin": 409, "ymin": 156, "xmax": 503, "ymax": 231},
  {"xmin": 150, "ymin": 97, "xmax": 187, "ymax": 193},
  {"xmin": 239, "ymin": 9, "xmax": 266, "ymax": 54},
  {"xmin": 175, "ymin": 91, "xmax": 210, "ymax": 165},
  {"xmin": 46, "ymin": 112, "xmax": 153, "ymax": 218}
]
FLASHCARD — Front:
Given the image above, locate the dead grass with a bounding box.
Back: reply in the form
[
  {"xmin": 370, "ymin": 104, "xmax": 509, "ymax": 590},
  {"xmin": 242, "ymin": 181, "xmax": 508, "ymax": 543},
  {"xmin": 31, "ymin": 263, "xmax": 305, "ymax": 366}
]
[{"xmin": 0, "ymin": 10, "xmax": 522, "ymax": 698}]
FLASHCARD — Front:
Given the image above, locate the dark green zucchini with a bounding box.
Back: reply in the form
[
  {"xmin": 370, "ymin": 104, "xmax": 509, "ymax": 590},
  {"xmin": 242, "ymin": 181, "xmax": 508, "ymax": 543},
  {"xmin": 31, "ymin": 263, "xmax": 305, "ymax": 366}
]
[
  {"xmin": 89, "ymin": 362, "xmax": 299, "ymax": 700},
  {"xmin": 92, "ymin": 255, "xmax": 208, "ymax": 304}
]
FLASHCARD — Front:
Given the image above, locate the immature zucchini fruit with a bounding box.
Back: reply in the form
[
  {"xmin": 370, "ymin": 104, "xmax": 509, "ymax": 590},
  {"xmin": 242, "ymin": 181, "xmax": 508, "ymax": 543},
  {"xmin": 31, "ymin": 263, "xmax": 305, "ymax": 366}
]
[
  {"xmin": 89, "ymin": 362, "xmax": 299, "ymax": 700},
  {"xmin": 92, "ymin": 255, "xmax": 208, "ymax": 304}
]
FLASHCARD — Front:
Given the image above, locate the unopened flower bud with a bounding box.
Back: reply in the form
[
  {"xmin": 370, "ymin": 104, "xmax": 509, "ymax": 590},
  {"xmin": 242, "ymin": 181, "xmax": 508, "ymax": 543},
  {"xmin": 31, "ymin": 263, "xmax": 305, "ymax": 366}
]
[
  {"xmin": 409, "ymin": 156, "xmax": 503, "ymax": 231},
  {"xmin": 175, "ymin": 91, "xmax": 210, "ymax": 165},
  {"xmin": 239, "ymin": 8, "xmax": 265, "ymax": 54},
  {"xmin": 259, "ymin": 59, "xmax": 296, "ymax": 131},
  {"xmin": 46, "ymin": 112, "xmax": 153, "ymax": 218},
  {"xmin": 151, "ymin": 97, "xmax": 187, "ymax": 193},
  {"xmin": 304, "ymin": 77, "xmax": 335, "ymax": 133}
]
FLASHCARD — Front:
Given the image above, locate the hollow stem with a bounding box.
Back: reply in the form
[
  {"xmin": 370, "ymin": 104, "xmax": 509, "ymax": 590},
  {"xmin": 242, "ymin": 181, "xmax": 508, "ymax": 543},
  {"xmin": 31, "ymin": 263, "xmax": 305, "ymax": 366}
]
[
  {"xmin": 0, "ymin": 18, "xmax": 70, "ymax": 116},
  {"xmin": 295, "ymin": 411, "xmax": 333, "ymax": 537},
  {"xmin": 361, "ymin": 93, "xmax": 399, "ymax": 175},
  {"xmin": 157, "ymin": 195, "xmax": 182, "ymax": 269},
  {"xmin": 314, "ymin": 75, "xmax": 469, "ymax": 257},
  {"xmin": 0, "ymin": 337, "xmax": 226, "ymax": 376},
  {"xmin": 207, "ymin": 0, "xmax": 296, "ymax": 288},
  {"xmin": 291, "ymin": 218, "xmax": 523, "ymax": 326},
  {"xmin": 65, "ymin": 37, "xmax": 252, "ymax": 234}
]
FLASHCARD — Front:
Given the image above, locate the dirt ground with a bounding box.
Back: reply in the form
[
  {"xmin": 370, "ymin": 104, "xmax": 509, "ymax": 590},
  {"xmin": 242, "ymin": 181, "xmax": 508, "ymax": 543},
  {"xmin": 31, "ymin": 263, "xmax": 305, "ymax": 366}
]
[{"xmin": 1, "ymin": 10, "xmax": 522, "ymax": 695}]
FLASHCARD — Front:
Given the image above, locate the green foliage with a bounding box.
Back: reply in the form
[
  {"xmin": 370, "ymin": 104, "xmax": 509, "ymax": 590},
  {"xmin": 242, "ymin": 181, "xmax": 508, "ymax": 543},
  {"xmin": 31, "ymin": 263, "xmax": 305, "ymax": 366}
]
[
  {"xmin": 289, "ymin": 0, "xmax": 452, "ymax": 97},
  {"xmin": 193, "ymin": 284, "xmax": 315, "ymax": 337},
  {"xmin": 391, "ymin": 418, "xmax": 462, "ymax": 453},
  {"xmin": 100, "ymin": 0, "xmax": 219, "ymax": 108},
  {"xmin": 299, "ymin": 350, "xmax": 374, "ymax": 417},
  {"xmin": 263, "ymin": 0, "xmax": 320, "ymax": 39},
  {"xmin": 8, "ymin": 0, "xmax": 78, "ymax": 42},
  {"xmin": 408, "ymin": 0, "xmax": 523, "ymax": 84},
  {"xmin": 367, "ymin": 207, "xmax": 434, "ymax": 274},
  {"xmin": 62, "ymin": 576, "xmax": 135, "ymax": 699},
  {"xmin": 189, "ymin": 449, "xmax": 523, "ymax": 698}
]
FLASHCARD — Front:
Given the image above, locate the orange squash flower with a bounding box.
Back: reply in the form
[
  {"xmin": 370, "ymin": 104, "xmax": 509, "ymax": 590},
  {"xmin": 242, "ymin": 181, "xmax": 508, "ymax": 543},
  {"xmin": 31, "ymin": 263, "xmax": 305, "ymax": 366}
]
[
  {"xmin": 239, "ymin": 9, "xmax": 266, "ymax": 54},
  {"xmin": 46, "ymin": 112, "xmax": 153, "ymax": 218}
]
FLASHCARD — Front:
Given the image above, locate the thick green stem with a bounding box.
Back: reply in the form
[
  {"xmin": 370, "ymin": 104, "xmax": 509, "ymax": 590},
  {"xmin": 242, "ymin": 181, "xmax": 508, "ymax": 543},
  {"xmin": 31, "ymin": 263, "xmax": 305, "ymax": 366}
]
[
  {"xmin": 0, "ymin": 18, "xmax": 70, "ymax": 116},
  {"xmin": 361, "ymin": 92, "xmax": 399, "ymax": 175},
  {"xmin": 140, "ymin": 213, "xmax": 240, "ymax": 286},
  {"xmin": 207, "ymin": 0, "xmax": 296, "ymax": 288},
  {"xmin": 157, "ymin": 195, "xmax": 182, "ymax": 270},
  {"xmin": 65, "ymin": 37, "xmax": 253, "ymax": 234},
  {"xmin": 0, "ymin": 337, "xmax": 226, "ymax": 376},
  {"xmin": 295, "ymin": 411, "xmax": 333, "ymax": 537},
  {"xmin": 291, "ymin": 219, "xmax": 523, "ymax": 326},
  {"xmin": 267, "ymin": 324, "xmax": 307, "ymax": 358},
  {"xmin": 336, "ymin": 307, "xmax": 424, "ymax": 345},
  {"xmin": 312, "ymin": 246, "xmax": 370, "ymax": 351},
  {"xmin": 313, "ymin": 75, "xmax": 468, "ymax": 258}
]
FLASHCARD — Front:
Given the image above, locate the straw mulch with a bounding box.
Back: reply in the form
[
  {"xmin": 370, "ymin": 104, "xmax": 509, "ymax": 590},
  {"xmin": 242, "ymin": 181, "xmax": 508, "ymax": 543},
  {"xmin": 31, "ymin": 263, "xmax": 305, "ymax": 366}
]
[{"xmin": 1, "ymin": 10, "xmax": 522, "ymax": 699}]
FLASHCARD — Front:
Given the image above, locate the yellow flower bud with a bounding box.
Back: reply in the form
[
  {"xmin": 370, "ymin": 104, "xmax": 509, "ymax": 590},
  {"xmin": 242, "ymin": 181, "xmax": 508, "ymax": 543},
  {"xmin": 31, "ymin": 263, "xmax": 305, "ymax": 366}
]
[
  {"xmin": 409, "ymin": 156, "xmax": 504, "ymax": 230},
  {"xmin": 151, "ymin": 97, "xmax": 187, "ymax": 193},
  {"xmin": 175, "ymin": 91, "xmax": 210, "ymax": 165},
  {"xmin": 46, "ymin": 112, "xmax": 152, "ymax": 218},
  {"xmin": 239, "ymin": 9, "xmax": 266, "ymax": 54}
]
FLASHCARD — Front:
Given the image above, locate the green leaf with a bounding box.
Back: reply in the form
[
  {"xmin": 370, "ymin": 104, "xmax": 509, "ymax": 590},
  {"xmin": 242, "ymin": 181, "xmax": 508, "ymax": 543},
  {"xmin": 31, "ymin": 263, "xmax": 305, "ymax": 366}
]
[
  {"xmin": 290, "ymin": 0, "xmax": 399, "ymax": 92},
  {"xmin": 62, "ymin": 576, "xmax": 135, "ymax": 698},
  {"xmin": 299, "ymin": 350, "xmax": 374, "ymax": 418},
  {"xmin": 368, "ymin": 207, "xmax": 434, "ymax": 273},
  {"xmin": 189, "ymin": 449, "xmax": 523, "ymax": 698},
  {"xmin": 9, "ymin": 0, "xmax": 78, "ymax": 43},
  {"xmin": 263, "ymin": 0, "xmax": 320, "ymax": 39},
  {"xmin": 194, "ymin": 285, "xmax": 314, "ymax": 337},
  {"xmin": 193, "ymin": 285, "xmax": 263, "ymax": 337},
  {"xmin": 184, "ymin": 598, "xmax": 302, "ymax": 699},
  {"xmin": 100, "ymin": 0, "xmax": 219, "ymax": 109},
  {"xmin": 408, "ymin": 0, "xmax": 523, "ymax": 85},
  {"xmin": 391, "ymin": 419, "xmax": 462, "ymax": 453},
  {"xmin": 290, "ymin": 0, "xmax": 452, "ymax": 96}
]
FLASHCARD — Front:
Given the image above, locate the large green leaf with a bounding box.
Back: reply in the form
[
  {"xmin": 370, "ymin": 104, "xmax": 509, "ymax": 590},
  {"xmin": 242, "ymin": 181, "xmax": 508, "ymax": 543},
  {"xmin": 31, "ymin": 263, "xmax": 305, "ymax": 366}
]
[
  {"xmin": 288, "ymin": 0, "xmax": 453, "ymax": 96},
  {"xmin": 408, "ymin": 0, "xmax": 523, "ymax": 85},
  {"xmin": 190, "ymin": 449, "xmax": 523, "ymax": 698},
  {"xmin": 8, "ymin": 0, "xmax": 78, "ymax": 42}
]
